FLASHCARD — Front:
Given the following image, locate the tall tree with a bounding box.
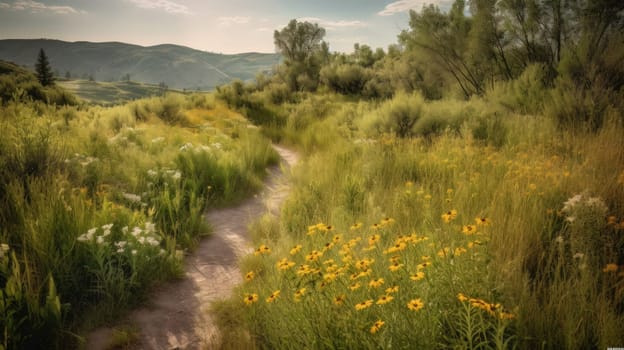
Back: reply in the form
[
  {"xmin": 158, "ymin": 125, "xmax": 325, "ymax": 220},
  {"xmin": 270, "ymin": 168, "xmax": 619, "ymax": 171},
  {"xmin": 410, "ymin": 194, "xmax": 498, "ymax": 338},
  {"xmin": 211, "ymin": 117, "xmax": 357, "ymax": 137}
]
[
  {"xmin": 274, "ymin": 19, "xmax": 326, "ymax": 91},
  {"xmin": 35, "ymin": 48, "xmax": 54, "ymax": 86}
]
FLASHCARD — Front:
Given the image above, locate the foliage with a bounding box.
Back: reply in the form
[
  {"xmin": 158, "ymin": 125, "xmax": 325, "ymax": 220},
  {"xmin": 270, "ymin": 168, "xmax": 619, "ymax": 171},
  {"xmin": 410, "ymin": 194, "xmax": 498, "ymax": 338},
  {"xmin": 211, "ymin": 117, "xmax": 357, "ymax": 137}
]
[
  {"xmin": 0, "ymin": 93, "xmax": 277, "ymax": 348},
  {"xmin": 216, "ymin": 91, "xmax": 624, "ymax": 349},
  {"xmin": 35, "ymin": 49, "xmax": 54, "ymax": 87},
  {"xmin": 273, "ymin": 20, "xmax": 328, "ymax": 91}
]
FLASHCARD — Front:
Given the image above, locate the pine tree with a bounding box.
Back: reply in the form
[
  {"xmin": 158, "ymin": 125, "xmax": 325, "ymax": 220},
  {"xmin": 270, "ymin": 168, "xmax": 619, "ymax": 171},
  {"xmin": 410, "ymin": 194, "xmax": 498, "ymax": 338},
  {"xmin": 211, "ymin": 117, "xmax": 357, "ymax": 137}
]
[{"xmin": 35, "ymin": 48, "xmax": 54, "ymax": 86}]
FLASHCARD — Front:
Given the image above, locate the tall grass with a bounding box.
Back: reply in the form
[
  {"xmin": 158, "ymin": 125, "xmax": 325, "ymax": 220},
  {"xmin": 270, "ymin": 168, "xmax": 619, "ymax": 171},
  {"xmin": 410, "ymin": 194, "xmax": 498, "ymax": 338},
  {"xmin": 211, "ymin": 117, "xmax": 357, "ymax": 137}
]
[
  {"xmin": 215, "ymin": 93, "xmax": 624, "ymax": 349},
  {"xmin": 0, "ymin": 93, "xmax": 277, "ymax": 348}
]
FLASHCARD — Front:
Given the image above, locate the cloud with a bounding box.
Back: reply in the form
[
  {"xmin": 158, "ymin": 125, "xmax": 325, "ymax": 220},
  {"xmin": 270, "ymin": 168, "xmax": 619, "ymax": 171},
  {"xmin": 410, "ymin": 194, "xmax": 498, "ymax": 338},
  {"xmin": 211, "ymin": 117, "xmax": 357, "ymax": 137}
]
[
  {"xmin": 378, "ymin": 0, "xmax": 454, "ymax": 16},
  {"xmin": 1, "ymin": 0, "xmax": 83, "ymax": 14},
  {"xmin": 217, "ymin": 16, "xmax": 251, "ymax": 26},
  {"xmin": 128, "ymin": 0, "xmax": 190, "ymax": 14},
  {"xmin": 297, "ymin": 17, "xmax": 366, "ymax": 30}
]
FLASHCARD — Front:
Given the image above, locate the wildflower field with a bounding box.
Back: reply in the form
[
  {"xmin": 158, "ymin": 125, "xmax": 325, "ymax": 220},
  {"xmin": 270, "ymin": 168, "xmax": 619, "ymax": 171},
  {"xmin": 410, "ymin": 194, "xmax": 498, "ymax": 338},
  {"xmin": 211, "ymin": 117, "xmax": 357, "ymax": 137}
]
[
  {"xmin": 0, "ymin": 91, "xmax": 277, "ymax": 348},
  {"xmin": 214, "ymin": 93, "xmax": 624, "ymax": 350}
]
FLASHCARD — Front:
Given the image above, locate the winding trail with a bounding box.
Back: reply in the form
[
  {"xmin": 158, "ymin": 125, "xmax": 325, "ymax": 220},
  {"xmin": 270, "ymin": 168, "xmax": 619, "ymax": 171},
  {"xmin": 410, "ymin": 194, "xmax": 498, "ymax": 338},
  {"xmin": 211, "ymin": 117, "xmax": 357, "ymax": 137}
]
[{"xmin": 86, "ymin": 145, "xmax": 298, "ymax": 350}]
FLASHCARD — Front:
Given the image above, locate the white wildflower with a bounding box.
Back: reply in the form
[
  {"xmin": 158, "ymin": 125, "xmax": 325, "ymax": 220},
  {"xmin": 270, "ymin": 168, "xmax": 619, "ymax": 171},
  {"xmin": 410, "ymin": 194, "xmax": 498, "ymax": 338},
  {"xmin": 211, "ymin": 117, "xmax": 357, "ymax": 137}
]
[
  {"xmin": 145, "ymin": 222, "xmax": 156, "ymax": 233},
  {"xmin": 122, "ymin": 192, "xmax": 142, "ymax": 203},
  {"xmin": 132, "ymin": 227, "xmax": 142, "ymax": 237},
  {"xmin": 132, "ymin": 249, "xmax": 138, "ymax": 256},
  {"xmin": 101, "ymin": 223, "xmax": 113, "ymax": 230},
  {"xmin": 179, "ymin": 142, "xmax": 193, "ymax": 151},
  {"xmin": 555, "ymin": 235, "xmax": 564, "ymax": 244},
  {"xmin": 0, "ymin": 243, "xmax": 10, "ymax": 258},
  {"xmin": 96, "ymin": 236, "xmax": 104, "ymax": 244}
]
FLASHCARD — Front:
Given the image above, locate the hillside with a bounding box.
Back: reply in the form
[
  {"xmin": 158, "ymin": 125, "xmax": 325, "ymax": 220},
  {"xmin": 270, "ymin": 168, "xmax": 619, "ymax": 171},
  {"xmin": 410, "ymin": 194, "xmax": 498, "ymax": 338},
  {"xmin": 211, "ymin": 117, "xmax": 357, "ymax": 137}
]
[{"xmin": 0, "ymin": 39, "xmax": 280, "ymax": 90}]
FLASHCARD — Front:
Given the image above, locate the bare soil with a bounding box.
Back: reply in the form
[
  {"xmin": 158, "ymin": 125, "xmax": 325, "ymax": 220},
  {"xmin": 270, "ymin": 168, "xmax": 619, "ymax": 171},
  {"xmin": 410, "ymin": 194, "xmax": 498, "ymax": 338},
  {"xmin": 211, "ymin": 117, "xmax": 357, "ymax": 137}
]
[{"xmin": 85, "ymin": 145, "xmax": 298, "ymax": 350}]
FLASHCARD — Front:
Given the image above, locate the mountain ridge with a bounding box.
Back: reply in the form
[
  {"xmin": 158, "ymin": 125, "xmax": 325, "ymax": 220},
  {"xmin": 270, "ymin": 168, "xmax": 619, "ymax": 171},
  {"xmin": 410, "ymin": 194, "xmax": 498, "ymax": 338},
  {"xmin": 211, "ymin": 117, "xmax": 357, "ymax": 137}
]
[{"xmin": 0, "ymin": 39, "xmax": 280, "ymax": 90}]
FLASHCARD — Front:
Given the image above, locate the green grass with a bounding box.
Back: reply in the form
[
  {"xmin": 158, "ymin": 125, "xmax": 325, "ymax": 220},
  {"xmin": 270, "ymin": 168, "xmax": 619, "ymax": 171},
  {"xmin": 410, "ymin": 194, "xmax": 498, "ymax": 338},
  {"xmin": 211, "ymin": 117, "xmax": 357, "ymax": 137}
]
[
  {"xmin": 214, "ymin": 93, "xmax": 624, "ymax": 349},
  {"xmin": 57, "ymin": 79, "xmax": 171, "ymax": 105},
  {"xmin": 0, "ymin": 92, "xmax": 277, "ymax": 349}
]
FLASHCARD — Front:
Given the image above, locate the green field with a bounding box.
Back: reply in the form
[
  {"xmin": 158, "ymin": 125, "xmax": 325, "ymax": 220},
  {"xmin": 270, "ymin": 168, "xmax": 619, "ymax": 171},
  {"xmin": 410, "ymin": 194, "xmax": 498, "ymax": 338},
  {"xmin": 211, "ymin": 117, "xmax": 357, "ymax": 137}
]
[{"xmin": 58, "ymin": 79, "xmax": 173, "ymax": 105}]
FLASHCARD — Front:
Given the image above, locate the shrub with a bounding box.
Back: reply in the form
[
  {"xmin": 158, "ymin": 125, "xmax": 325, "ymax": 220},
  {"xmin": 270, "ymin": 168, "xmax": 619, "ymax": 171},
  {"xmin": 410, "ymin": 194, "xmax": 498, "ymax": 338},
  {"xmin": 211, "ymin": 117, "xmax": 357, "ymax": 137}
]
[{"xmin": 364, "ymin": 92, "xmax": 425, "ymax": 137}]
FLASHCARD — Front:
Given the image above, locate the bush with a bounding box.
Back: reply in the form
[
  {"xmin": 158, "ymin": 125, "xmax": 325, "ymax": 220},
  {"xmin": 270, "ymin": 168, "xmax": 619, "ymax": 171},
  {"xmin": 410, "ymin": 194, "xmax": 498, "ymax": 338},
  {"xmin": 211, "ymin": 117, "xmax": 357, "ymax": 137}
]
[
  {"xmin": 320, "ymin": 64, "xmax": 372, "ymax": 96},
  {"xmin": 364, "ymin": 92, "xmax": 425, "ymax": 137}
]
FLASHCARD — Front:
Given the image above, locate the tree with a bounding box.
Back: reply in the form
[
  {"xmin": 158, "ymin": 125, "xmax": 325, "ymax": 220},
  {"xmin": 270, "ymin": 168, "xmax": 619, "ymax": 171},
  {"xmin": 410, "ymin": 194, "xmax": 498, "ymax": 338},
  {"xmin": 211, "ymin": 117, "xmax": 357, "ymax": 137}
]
[
  {"xmin": 35, "ymin": 48, "xmax": 54, "ymax": 86},
  {"xmin": 274, "ymin": 19, "xmax": 327, "ymax": 91}
]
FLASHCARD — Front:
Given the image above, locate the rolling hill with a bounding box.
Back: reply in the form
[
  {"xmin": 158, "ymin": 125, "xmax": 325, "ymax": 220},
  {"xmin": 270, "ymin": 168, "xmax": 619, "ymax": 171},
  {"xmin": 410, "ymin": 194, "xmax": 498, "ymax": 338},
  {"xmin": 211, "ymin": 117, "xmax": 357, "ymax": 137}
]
[{"xmin": 0, "ymin": 39, "xmax": 280, "ymax": 90}]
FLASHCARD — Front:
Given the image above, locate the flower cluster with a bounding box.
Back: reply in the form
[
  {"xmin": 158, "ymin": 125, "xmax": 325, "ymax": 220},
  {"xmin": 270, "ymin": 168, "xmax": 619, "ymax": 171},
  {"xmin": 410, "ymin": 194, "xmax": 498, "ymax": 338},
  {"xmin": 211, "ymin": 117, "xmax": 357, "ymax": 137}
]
[{"xmin": 457, "ymin": 293, "xmax": 514, "ymax": 320}]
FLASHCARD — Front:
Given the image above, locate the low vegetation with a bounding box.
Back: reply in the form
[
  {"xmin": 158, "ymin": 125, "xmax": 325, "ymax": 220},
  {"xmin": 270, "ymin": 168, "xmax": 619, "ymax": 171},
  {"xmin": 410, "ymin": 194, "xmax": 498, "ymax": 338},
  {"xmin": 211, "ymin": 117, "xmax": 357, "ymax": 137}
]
[
  {"xmin": 0, "ymin": 65, "xmax": 277, "ymax": 348},
  {"xmin": 212, "ymin": 2, "xmax": 624, "ymax": 349},
  {"xmin": 1, "ymin": 1, "xmax": 623, "ymax": 349}
]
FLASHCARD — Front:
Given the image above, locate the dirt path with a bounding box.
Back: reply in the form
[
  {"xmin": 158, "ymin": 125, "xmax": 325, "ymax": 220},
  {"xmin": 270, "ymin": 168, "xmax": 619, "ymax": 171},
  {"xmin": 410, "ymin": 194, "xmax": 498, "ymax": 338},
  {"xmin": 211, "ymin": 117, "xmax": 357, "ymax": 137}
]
[{"xmin": 86, "ymin": 145, "xmax": 298, "ymax": 350}]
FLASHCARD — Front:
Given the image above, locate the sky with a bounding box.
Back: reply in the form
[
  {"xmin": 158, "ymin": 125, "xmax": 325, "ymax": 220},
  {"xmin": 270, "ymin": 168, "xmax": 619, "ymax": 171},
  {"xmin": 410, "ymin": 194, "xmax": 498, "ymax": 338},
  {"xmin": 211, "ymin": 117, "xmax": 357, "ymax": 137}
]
[{"xmin": 0, "ymin": 0, "xmax": 454, "ymax": 54}]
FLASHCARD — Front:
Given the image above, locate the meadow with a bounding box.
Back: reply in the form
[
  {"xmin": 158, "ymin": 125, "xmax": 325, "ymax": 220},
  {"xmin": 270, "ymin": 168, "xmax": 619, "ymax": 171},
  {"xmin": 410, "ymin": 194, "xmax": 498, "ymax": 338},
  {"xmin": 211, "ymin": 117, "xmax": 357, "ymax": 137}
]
[
  {"xmin": 213, "ymin": 91, "xmax": 624, "ymax": 349},
  {"xmin": 0, "ymin": 83, "xmax": 277, "ymax": 348}
]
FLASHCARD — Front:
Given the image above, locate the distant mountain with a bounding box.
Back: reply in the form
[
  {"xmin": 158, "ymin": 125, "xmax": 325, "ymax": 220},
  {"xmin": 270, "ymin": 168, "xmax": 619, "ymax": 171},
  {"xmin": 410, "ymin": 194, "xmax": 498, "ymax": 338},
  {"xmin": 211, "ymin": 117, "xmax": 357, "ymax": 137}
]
[{"xmin": 0, "ymin": 39, "xmax": 280, "ymax": 90}]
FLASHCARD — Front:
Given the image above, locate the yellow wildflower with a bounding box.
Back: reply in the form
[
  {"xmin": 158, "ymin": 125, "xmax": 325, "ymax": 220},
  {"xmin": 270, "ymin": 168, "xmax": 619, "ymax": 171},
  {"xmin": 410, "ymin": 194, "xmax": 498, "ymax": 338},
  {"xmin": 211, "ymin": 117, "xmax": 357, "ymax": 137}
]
[
  {"xmin": 417, "ymin": 261, "xmax": 432, "ymax": 270},
  {"xmin": 294, "ymin": 288, "xmax": 306, "ymax": 300},
  {"xmin": 355, "ymin": 258, "xmax": 374, "ymax": 270},
  {"xmin": 437, "ymin": 247, "xmax": 450, "ymax": 257},
  {"xmin": 457, "ymin": 293, "xmax": 468, "ymax": 302},
  {"xmin": 349, "ymin": 282, "xmax": 362, "ymax": 291},
  {"xmin": 385, "ymin": 285, "xmax": 399, "ymax": 294},
  {"xmin": 266, "ymin": 290, "xmax": 280, "ymax": 303},
  {"xmin": 410, "ymin": 272, "xmax": 425, "ymax": 281},
  {"xmin": 355, "ymin": 299, "xmax": 373, "ymax": 310},
  {"xmin": 407, "ymin": 298, "xmax": 424, "ymax": 311},
  {"xmin": 276, "ymin": 258, "xmax": 296, "ymax": 270},
  {"xmin": 499, "ymin": 311, "xmax": 515, "ymax": 320},
  {"xmin": 243, "ymin": 293, "xmax": 258, "ymax": 305},
  {"xmin": 306, "ymin": 250, "xmax": 323, "ymax": 262},
  {"xmin": 370, "ymin": 319, "xmax": 384, "ymax": 334},
  {"xmin": 333, "ymin": 294, "xmax": 346, "ymax": 305},
  {"xmin": 369, "ymin": 278, "xmax": 385, "ymax": 288},
  {"xmin": 323, "ymin": 272, "xmax": 338, "ymax": 282},
  {"xmin": 368, "ymin": 234, "xmax": 380, "ymax": 245},
  {"xmin": 389, "ymin": 262, "xmax": 404, "ymax": 272},
  {"xmin": 381, "ymin": 217, "xmax": 395, "ymax": 226},
  {"xmin": 290, "ymin": 244, "xmax": 302, "ymax": 255},
  {"xmin": 254, "ymin": 244, "xmax": 271, "ymax": 256},
  {"xmin": 475, "ymin": 217, "xmax": 491, "ymax": 226},
  {"xmin": 376, "ymin": 294, "xmax": 394, "ymax": 305},
  {"xmin": 350, "ymin": 222, "xmax": 363, "ymax": 230},
  {"xmin": 244, "ymin": 271, "xmax": 254, "ymax": 281},
  {"xmin": 441, "ymin": 209, "xmax": 458, "ymax": 223},
  {"xmin": 462, "ymin": 225, "xmax": 477, "ymax": 235},
  {"xmin": 603, "ymin": 263, "xmax": 618, "ymax": 272},
  {"xmin": 454, "ymin": 247, "xmax": 467, "ymax": 256}
]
